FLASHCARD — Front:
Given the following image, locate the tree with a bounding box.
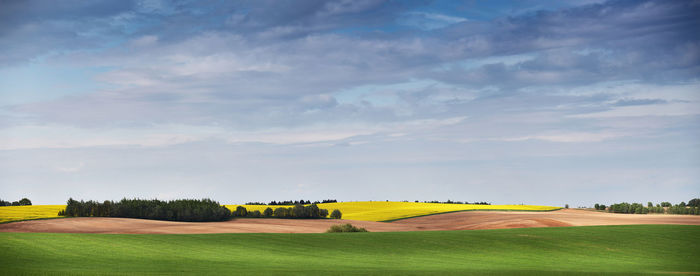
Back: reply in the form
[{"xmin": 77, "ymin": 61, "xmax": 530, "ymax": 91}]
[
  {"xmin": 273, "ymin": 207, "xmax": 288, "ymax": 218},
  {"xmin": 319, "ymin": 209, "xmax": 329, "ymax": 218},
  {"xmin": 565, "ymin": 204, "xmax": 569, "ymax": 209},
  {"xmin": 661, "ymin": 202, "xmax": 671, "ymax": 207},
  {"xmin": 234, "ymin": 206, "xmax": 248, "ymax": 217},
  {"xmin": 647, "ymin": 202, "xmax": 653, "ymax": 208},
  {"xmin": 0, "ymin": 199, "xmax": 10, "ymax": 206},
  {"xmin": 594, "ymin": 204, "xmax": 600, "ymax": 210},
  {"xmin": 18, "ymin": 198, "xmax": 32, "ymax": 206},
  {"xmin": 688, "ymin": 198, "xmax": 700, "ymax": 207},
  {"xmin": 330, "ymin": 209, "xmax": 342, "ymax": 219},
  {"xmin": 307, "ymin": 204, "xmax": 320, "ymax": 218},
  {"xmin": 292, "ymin": 204, "xmax": 307, "ymax": 218},
  {"xmin": 263, "ymin": 207, "xmax": 273, "ymax": 217},
  {"xmin": 11, "ymin": 201, "xmax": 20, "ymax": 206},
  {"xmin": 249, "ymin": 210, "xmax": 262, "ymax": 218}
]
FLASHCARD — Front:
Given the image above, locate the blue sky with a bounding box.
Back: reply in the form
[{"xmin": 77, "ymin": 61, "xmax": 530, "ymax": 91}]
[{"xmin": 1, "ymin": 0, "xmax": 698, "ymax": 206}]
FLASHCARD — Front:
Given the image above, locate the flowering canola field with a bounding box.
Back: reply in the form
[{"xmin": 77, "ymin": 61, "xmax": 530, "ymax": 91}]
[
  {"xmin": 0, "ymin": 205, "xmax": 66, "ymax": 223},
  {"xmin": 226, "ymin": 201, "xmax": 560, "ymax": 222}
]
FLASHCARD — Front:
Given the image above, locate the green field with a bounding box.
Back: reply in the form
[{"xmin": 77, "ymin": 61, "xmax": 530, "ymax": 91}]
[{"xmin": 1, "ymin": 225, "xmax": 698, "ymax": 275}]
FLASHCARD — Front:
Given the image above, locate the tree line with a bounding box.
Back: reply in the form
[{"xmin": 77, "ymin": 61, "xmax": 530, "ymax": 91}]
[
  {"xmin": 594, "ymin": 198, "xmax": 700, "ymax": 215},
  {"xmin": 245, "ymin": 199, "xmax": 338, "ymax": 205},
  {"xmin": 58, "ymin": 198, "xmax": 232, "ymax": 222},
  {"xmin": 58, "ymin": 198, "xmax": 345, "ymax": 221},
  {"xmin": 0, "ymin": 198, "xmax": 32, "ymax": 206},
  {"xmin": 232, "ymin": 204, "xmax": 342, "ymax": 219},
  {"xmin": 419, "ymin": 200, "xmax": 490, "ymax": 205}
]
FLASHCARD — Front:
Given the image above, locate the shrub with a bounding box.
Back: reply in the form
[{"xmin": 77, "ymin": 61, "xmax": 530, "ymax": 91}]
[
  {"xmin": 326, "ymin": 223, "xmax": 368, "ymax": 233},
  {"xmin": 319, "ymin": 209, "xmax": 329, "ymax": 218},
  {"xmin": 330, "ymin": 209, "xmax": 342, "ymax": 219}
]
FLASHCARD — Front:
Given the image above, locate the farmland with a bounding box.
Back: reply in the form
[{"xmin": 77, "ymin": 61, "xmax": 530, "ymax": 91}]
[
  {"xmin": 0, "ymin": 205, "xmax": 66, "ymax": 223},
  {"xmin": 225, "ymin": 201, "xmax": 560, "ymax": 221},
  {"xmin": 1, "ymin": 201, "xmax": 559, "ymax": 224},
  {"xmin": 1, "ymin": 225, "xmax": 698, "ymax": 275}
]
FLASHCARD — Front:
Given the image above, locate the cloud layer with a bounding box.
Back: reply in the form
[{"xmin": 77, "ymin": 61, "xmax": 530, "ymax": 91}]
[{"xmin": 1, "ymin": 0, "xmax": 698, "ymax": 205}]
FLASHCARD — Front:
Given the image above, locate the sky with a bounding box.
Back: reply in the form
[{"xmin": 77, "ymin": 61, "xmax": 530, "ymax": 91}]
[{"xmin": 0, "ymin": 0, "xmax": 698, "ymax": 206}]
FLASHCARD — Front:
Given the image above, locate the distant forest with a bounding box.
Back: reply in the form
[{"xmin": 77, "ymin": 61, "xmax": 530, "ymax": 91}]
[
  {"xmin": 243, "ymin": 199, "xmax": 491, "ymax": 205},
  {"xmin": 420, "ymin": 200, "xmax": 490, "ymax": 205},
  {"xmin": 593, "ymin": 198, "xmax": 700, "ymax": 215},
  {"xmin": 58, "ymin": 198, "xmax": 231, "ymax": 222},
  {"xmin": 57, "ymin": 198, "xmax": 344, "ymax": 221},
  {"xmin": 0, "ymin": 198, "xmax": 32, "ymax": 206},
  {"xmin": 245, "ymin": 199, "xmax": 338, "ymax": 205}
]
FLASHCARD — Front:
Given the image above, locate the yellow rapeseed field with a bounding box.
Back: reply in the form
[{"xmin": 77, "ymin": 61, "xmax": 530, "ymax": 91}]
[
  {"xmin": 0, "ymin": 205, "xmax": 66, "ymax": 223},
  {"xmin": 226, "ymin": 201, "xmax": 560, "ymax": 222}
]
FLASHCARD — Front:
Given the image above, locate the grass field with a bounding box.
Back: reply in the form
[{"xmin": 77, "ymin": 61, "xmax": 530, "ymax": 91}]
[
  {"xmin": 1, "ymin": 202, "xmax": 559, "ymax": 224},
  {"xmin": 1, "ymin": 225, "xmax": 698, "ymax": 275},
  {"xmin": 226, "ymin": 201, "xmax": 560, "ymax": 221},
  {"xmin": 0, "ymin": 205, "xmax": 66, "ymax": 223}
]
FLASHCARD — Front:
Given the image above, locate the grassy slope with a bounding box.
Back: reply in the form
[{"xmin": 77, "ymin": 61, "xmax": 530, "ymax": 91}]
[{"xmin": 1, "ymin": 225, "xmax": 698, "ymax": 275}]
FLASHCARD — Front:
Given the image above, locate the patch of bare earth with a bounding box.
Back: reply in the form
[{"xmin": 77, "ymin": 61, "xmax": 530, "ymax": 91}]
[{"xmin": 1, "ymin": 209, "xmax": 698, "ymax": 234}]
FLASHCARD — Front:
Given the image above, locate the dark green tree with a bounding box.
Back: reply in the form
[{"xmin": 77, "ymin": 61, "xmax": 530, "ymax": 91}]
[
  {"xmin": 319, "ymin": 209, "xmax": 329, "ymax": 218},
  {"xmin": 307, "ymin": 204, "xmax": 320, "ymax": 218},
  {"xmin": 234, "ymin": 206, "xmax": 248, "ymax": 217},
  {"xmin": 330, "ymin": 209, "xmax": 342, "ymax": 219},
  {"xmin": 18, "ymin": 198, "xmax": 32, "ymax": 206},
  {"xmin": 263, "ymin": 207, "xmax": 273, "ymax": 217},
  {"xmin": 688, "ymin": 198, "xmax": 700, "ymax": 207},
  {"xmin": 273, "ymin": 207, "xmax": 288, "ymax": 217},
  {"xmin": 292, "ymin": 204, "xmax": 306, "ymax": 218}
]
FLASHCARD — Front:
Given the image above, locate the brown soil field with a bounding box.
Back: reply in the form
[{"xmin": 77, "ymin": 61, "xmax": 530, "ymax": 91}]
[{"xmin": 1, "ymin": 209, "xmax": 699, "ymax": 234}]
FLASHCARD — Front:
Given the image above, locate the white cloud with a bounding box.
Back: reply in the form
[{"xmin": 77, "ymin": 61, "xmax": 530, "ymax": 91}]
[
  {"xmin": 497, "ymin": 132, "xmax": 625, "ymax": 143},
  {"xmin": 0, "ymin": 116, "xmax": 468, "ymax": 150}
]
